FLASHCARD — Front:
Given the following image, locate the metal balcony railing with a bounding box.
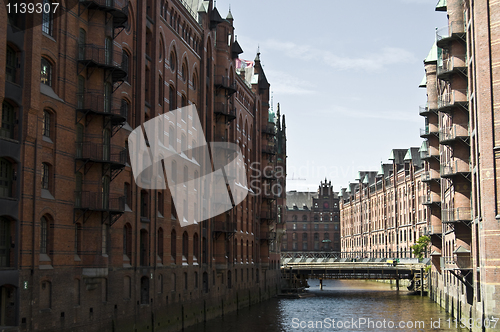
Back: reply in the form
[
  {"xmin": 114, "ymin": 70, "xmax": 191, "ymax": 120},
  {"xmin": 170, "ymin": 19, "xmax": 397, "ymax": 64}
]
[
  {"xmin": 436, "ymin": 21, "xmax": 466, "ymax": 47},
  {"xmin": 437, "ymin": 54, "xmax": 467, "ymax": 79},
  {"xmin": 437, "ymin": 89, "xmax": 468, "ymax": 111},
  {"xmin": 214, "ymin": 102, "xmax": 236, "ymax": 120},
  {"xmin": 439, "ymin": 124, "xmax": 469, "ymax": 143},
  {"xmin": 75, "ymin": 191, "xmax": 125, "ymax": 212},
  {"xmin": 442, "ymin": 207, "xmax": 472, "ymax": 223},
  {"xmin": 421, "ymin": 193, "xmax": 440, "ymax": 205},
  {"xmin": 214, "ymin": 76, "xmax": 237, "ymax": 92},
  {"xmin": 262, "ymin": 144, "xmax": 276, "ymax": 155},
  {"xmin": 420, "ymin": 126, "xmax": 438, "ymax": 137},
  {"xmin": 443, "ymin": 255, "xmax": 471, "ymax": 270},
  {"xmin": 424, "ymin": 225, "xmax": 442, "ymax": 235},
  {"xmin": 76, "ymin": 91, "xmax": 127, "ymax": 121},
  {"xmin": 76, "ymin": 142, "xmax": 127, "ymax": 165},
  {"xmin": 262, "ymin": 124, "xmax": 276, "ymax": 135},
  {"xmin": 440, "ymin": 160, "xmax": 470, "ymax": 177},
  {"xmin": 260, "ymin": 231, "xmax": 277, "ymax": 241},
  {"xmin": 420, "ymin": 170, "xmax": 439, "ymax": 182},
  {"xmin": 212, "ymin": 220, "xmax": 236, "ymax": 233},
  {"xmin": 420, "ymin": 147, "xmax": 439, "ymax": 159},
  {"xmin": 419, "ymin": 105, "xmax": 430, "ymax": 116},
  {"xmin": 260, "ymin": 210, "xmax": 277, "ymax": 221}
]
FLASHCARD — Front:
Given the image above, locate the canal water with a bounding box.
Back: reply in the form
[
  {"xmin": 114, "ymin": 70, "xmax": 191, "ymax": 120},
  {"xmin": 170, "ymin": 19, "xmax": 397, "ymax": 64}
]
[{"xmin": 185, "ymin": 279, "xmax": 468, "ymax": 331}]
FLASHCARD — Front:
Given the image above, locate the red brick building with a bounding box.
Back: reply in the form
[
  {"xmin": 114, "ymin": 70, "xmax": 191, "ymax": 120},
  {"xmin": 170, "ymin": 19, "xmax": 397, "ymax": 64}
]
[
  {"xmin": 0, "ymin": 0, "xmax": 286, "ymax": 330},
  {"xmin": 283, "ymin": 180, "xmax": 341, "ymax": 252}
]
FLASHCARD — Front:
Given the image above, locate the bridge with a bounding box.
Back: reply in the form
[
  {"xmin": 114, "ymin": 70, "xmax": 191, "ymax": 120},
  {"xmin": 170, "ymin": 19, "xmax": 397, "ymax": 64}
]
[{"xmin": 280, "ymin": 252, "xmax": 430, "ymax": 292}]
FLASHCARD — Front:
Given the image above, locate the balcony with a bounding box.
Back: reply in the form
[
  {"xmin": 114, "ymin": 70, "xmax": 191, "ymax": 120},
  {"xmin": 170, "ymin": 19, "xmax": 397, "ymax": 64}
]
[
  {"xmin": 262, "ymin": 124, "xmax": 276, "ymax": 136},
  {"xmin": 262, "ymin": 144, "xmax": 276, "ymax": 155},
  {"xmin": 76, "ymin": 92, "xmax": 127, "ymax": 124},
  {"xmin": 420, "ymin": 146, "xmax": 440, "ymax": 160},
  {"xmin": 260, "ymin": 231, "xmax": 277, "ymax": 242},
  {"xmin": 421, "ymin": 193, "xmax": 440, "ymax": 206},
  {"xmin": 214, "ymin": 76, "xmax": 237, "ymax": 95},
  {"xmin": 437, "ymin": 54, "xmax": 467, "ymax": 80},
  {"xmin": 76, "ymin": 142, "xmax": 127, "ymax": 166},
  {"xmin": 436, "ymin": 21, "xmax": 466, "ymax": 48},
  {"xmin": 260, "ymin": 210, "xmax": 277, "ymax": 222},
  {"xmin": 214, "ymin": 102, "xmax": 236, "ymax": 122},
  {"xmin": 78, "ymin": 44, "xmax": 127, "ymax": 82},
  {"xmin": 424, "ymin": 225, "xmax": 442, "ymax": 236},
  {"xmin": 420, "ymin": 125, "xmax": 439, "ymax": 138},
  {"xmin": 437, "ymin": 89, "xmax": 468, "ymax": 112},
  {"xmin": 212, "ymin": 220, "xmax": 236, "ymax": 233},
  {"xmin": 443, "ymin": 255, "xmax": 472, "ymax": 270},
  {"xmin": 440, "ymin": 160, "xmax": 470, "ymax": 178},
  {"xmin": 419, "ymin": 104, "xmax": 431, "ymax": 116},
  {"xmin": 75, "ymin": 191, "xmax": 125, "ymax": 213},
  {"xmin": 442, "ymin": 207, "xmax": 472, "ymax": 224},
  {"xmin": 421, "ymin": 170, "xmax": 440, "ymax": 182},
  {"xmin": 79, "ymin": 0, "xmax": 129, "ymax": 29},
  {"xmin": 439, "ymin": 124, "xmax": 469, "ymax": 145}
]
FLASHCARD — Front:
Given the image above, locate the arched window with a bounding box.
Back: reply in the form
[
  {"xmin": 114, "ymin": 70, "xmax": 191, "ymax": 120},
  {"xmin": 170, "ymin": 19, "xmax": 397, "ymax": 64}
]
[
  {"xmin": 105, "ymin": 37, "xmax": 112, "ymax": 65},
  {"xmin": 1, "ymin": 101, "xmax": 16, "ymax": 139},
  {"xmin": 182, "ymin": 231, "xmax": 188, "ymax": 259},
  {"xmin": 140, "ymin": 276, "xmax": 149, "ymax": 304},
  {"xmin": 171, "ymin": 229, "xmax": 177, "ymax": 263},
  {"xmin": 140, "ymin": 229, "xmax": 148, "ymax": 266},
  {"xmin": 6, "ymin": 46, "xmax": 17, "ymax": 83},
  {"xmin": 40, "ymin": 58, "xmax": 52, "ymax": 86},
  {"xmin": 302, "ymin": 215, "xmax": 307, "ymax": 221},
  {"xmin": 40, "ymin": 216, "xmax": 49, "ymax": 254},
  {"xmin": 158, "ymin": 227, "xmax": 164, "ymax": 262},
  {"xmin": 0, "ymin": 217, "xmax": 12, "ymax": 267},
  {"xmin": 123, "ymin": 223, "xmax": 132, "ymax": 257},
  {"xmin": 169, "ymin": 86, "xmax": 176, "ymax": 111},
  {"xmin": 42, "ymin": 0, "xmax": 53, "ymax": 35},
  {"xmin": 140, "ymin": 190, "xmax": 149, "ymax": 219},
  {"xmin": 41, "ymin": 162, "xmax": 51, "ymax": 191},
  {"xmin": 193, "ymin": 233, "xmax": 199, "ymax": 261},
  {"xmin": 169, "ymin": 51, "xmax": 176, "ymax": 72},
  {"xmin": 181, "ymin": 62, "xmax": 187, "ymax": 82},
  {"xmin": 42, "ymin": 110, "xmax": 52, "ymax": 139}
]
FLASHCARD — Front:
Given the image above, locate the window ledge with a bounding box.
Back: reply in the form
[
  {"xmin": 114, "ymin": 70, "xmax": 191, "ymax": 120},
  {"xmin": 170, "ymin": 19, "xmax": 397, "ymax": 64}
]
[
  {"xmin": 42, "ymin": 32, "xmax": 56, "ymax": 42},
  {"xmin": 42, "ymin": 135, "xmax": 53, "ymax": 144},
  {"xmin": 40, "ymin": 83, "xmax": 64, "ymax": 102},
  {"xmin": 140, "ymin": 217, "xmax": 150, "ymax": 223},
  {"xmin": 0, "ymin": 136, "xmax": 19, "ymax": 144},
  {"xmin": 41, "ymin": 189, "xmax": 54, "ymax": 200}
]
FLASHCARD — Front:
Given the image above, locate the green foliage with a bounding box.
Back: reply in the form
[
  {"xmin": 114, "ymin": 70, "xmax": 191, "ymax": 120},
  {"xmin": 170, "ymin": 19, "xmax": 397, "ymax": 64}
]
[{"xmin": 412, "ymin": 235, "xmax": 431, "ymax": 260}]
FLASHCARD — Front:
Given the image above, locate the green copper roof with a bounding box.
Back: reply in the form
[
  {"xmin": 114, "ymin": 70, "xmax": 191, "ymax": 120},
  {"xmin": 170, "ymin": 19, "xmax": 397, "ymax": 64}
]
[
  {"xmin": 453, "ymin": 246, "xmax": 471, "ymax": 254},
  {"xmin": 424, "ymin": 42, "xmax": 438, "ymax": 63},
  {"xmin": 362, "ymin": 174, "xmax": 369, "ymax": 184},
  {"xmin": 419, "ymin": 140, "xmax": 428, "ymax": 152},
  {"xmin": 404, "ymin": 149, "xmax": 412, "ymax": 161},
  {"xmin": 378, "ymin": 163, "xmax": 384, "ymax": 176},
  {"xmin": 419, "ymin": 75, "xmax": 427, "ymax": 88},
  {"xmin": 435, "ymin": 0, "xmax": 447, "ymax": 11}
]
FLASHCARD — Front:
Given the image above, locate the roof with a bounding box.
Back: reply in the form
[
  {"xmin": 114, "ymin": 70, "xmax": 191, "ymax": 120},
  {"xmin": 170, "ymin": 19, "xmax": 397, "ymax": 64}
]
[
  {"xmin": 286, "ymin": 191, "xmax": 315, "ymax": 210},
  {"xmin": 419, "ymin": 75, "xmax": 426, "ymax": 88},
  {"xmin": 435, "ymin": 0, "xmax": 447, "ymax": 11},
  {"xmin": 424, "ymin": 42, "xmax": 438, "ymax": 63}
]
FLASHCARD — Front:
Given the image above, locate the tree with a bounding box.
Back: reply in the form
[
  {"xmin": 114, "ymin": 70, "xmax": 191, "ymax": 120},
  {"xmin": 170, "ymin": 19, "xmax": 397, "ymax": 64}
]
[{"xmin": 412, "ymin": 235, "xmax": 430, "ymax": 260}]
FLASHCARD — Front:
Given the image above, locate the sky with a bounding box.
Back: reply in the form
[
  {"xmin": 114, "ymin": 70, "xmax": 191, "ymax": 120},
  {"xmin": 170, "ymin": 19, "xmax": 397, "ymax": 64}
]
[{"xmin": 212, "ymin": 0, "xmax": 448, "ymax": 193}]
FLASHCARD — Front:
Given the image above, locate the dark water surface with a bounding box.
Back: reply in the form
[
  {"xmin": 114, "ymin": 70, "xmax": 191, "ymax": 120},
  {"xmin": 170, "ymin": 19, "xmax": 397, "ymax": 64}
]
[{"xmin": 184, "ymin": 279, "xmax": 467, "ymax": 332}]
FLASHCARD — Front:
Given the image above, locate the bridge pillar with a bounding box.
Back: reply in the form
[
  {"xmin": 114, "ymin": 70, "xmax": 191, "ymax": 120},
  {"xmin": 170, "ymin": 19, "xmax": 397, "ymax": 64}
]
[
  {"xmin": 319, "ymin": 278, "xmax": 323, "ymax": 290},
  {"xmin": 396, "ymin": 277, "xmax": 399, "ymax": 291}
]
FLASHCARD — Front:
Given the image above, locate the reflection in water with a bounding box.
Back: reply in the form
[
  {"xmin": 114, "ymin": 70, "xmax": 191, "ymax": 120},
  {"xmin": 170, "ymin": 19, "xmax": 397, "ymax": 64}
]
[{"xmin": 185, "ymin": 280, "xmax": 467, "ymax": 332}]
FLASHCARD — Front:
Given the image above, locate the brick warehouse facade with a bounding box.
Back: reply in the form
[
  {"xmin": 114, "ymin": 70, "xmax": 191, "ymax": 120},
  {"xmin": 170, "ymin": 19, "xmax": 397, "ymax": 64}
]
[
  {"xmin": 0, "ymin": 0, "xmax": 286, "ymax": 331},
  {"xmin": 282, "ymin": 180, "xmax": 341, "ymax": 253},
  {"xmin": 340, "ymin": 148, "xmax": 428, "ymax": 258},
  {"xmin": 419, "ymin": 0, "xmax": 500, "ymax": 327}
]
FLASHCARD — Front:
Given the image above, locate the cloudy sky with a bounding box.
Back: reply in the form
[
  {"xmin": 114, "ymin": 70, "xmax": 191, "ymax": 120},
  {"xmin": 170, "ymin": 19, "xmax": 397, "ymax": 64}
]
[{"xmin": 213, "ymin": 0, "xmax": 448, "ymax": 192}]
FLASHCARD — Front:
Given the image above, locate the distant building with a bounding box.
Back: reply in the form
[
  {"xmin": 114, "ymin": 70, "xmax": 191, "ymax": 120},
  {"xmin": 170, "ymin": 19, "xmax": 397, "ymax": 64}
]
[
  {"xmin": 283, "ymin": 180, "xmax": 341, "ymax": 252},
  {"xmin": 340, "ymin": 148, "xmax": 427, "ymax": 258}
]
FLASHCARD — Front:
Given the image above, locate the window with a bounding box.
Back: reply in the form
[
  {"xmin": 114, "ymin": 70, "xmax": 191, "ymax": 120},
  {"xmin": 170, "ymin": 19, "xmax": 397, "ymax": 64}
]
[
  {"xmin": 104, "ymin": 82, "xmax": 112, "ymax": 113},
  {"xmin": 302, "ymin": 223, "xmax": 307, "ymax": 230},
  {"xmin": 41, "ymin": 163, "xmax": 50, "ymax": 191},
  {"xmin": 158, "ymin": 192, "xmax": 164, "ymax": 217},
  {"xmin": 123, "ymin": 223, "xmax": 132, "ymax": 257},
  {"xmin": 158, "ymin": 228, "xmax": 164, "ymax": 261},
  {"xmin": 40, "ymin": 58, "xmax": 52, "ymax": 86},
  {"xmin": 182, "ymin": 231, "xmax": 188, "ymax": 259},
  {"xmin": 40, "ymin": 216, "xmax": 49, "ymax": 254},
  {"xmin": 181, "ymin": 63, "xmax": 186, "ymax": 82},
  {"xmin": 42, "ymin": 110, "xmax": 51, "ymax": 138},
  {"xmin": 6, "ymin": 46, "xmax": 17, "ymax": 82},
  {"xmin": 78, "ymin": 29, "xmax": 86, "ymax": 60},
  {"xmin": 139, "ymin": 229, "xmax": 148, "ymax": 266},
  {"xmin": 102, "ymin": 223, "xmax": 108, "ymax": 255},
  {"xmin": 77, "ymin": 76, "xmax": 85, "ymax": 109},
  {"xmin": 0, "ymin": 217, "xmax": 11, "ymax": 267},
  {"xmin": 193, "ymin": 233, "xmax": 199, "ymax": 261},
  {"xmin": 1, "ymin": 101, "xmax": 16, "ymax": 139},
  {"xmin": 169, "ymin": 86, "xmax": 176, "ymax": 111},
  {"xmin": 42, "ymin": 0, "xmax": 53, "ymax": 35},
  {"xmin": 171, "ymin": 229, "xmax": 177, "ymax": 263},
  {"xmin": 121, "ymin": 99, "xmax": 130, "ymax": 124},
  {"xmin": 158, "ymin": 76, "xmax": 163, "ymax": 105},
  {"xmin": 121, "ymin": 50, "xmax": 129, "ymax": 77},
  {"xmin": 74, "ymin": 223, "xmax": 82, "ymax": 256},
  {"xmin": 169, "ymin": 52, "xmax": 176, "ymax": 72},
  {"xmin": 140, "ymin": 190, "xmax": 149, "ymax": 219}
]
